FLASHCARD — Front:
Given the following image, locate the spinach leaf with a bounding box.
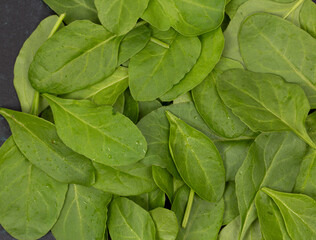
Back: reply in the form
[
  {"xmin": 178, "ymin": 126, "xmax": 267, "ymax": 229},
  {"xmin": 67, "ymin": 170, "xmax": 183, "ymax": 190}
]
[
  {"xmin": 192, "ymin": 57, "xmax": 251, "ymax": 139},
  {"xmin": 123, "ymin": 89, "xmax": 139, "ymax": 123},
  {"xmin": 43, "ymin": 0, "xmax": 99, "ymax": 23},
  {"xmin": 61, "ymin": 67, "xmax": 129, "ymax": 106},
  {"xmin": 0, "ymin": 108, "xmax": 95, "ymax": 185},
  {"xmin": 223, "ymin": 182, "xmax": 239, "ymax": 225},
  {"xmin": 150, "ymin": 208, "xmax": 179, "ymax": 240},
  {"xmin": 142, "ymin": 0, "xmax": 171, "ymax": 31},
  {"xmin": 93, "ymin": 162, "xmax": 156, "ymax": 196},
  {"xmin": 235, "ymin": 132, "xmax": 306, "ymax": 239},
  {"xmin": 152, "ymin": 166, "xmax": 174, "ymax": 202},
  {"xmin": 113, "ymin": 92, "xmax": 125, "ymax": 113},
  {"xmin": 255, "ymin": 190, "xmax": 291, "ymax": 240},
  {"xmin": 95, "ymin": 0, "xmax": 149, "ymax": 35},
  {"xmin": 44, "ymin": 95, "xmax": 147, "ymax": 166},
  {"xmin": 160, "ymin": 28, "xmax": 224, "ymax": 101},
  {"xmin": 157, "ymin": 0, "xmax": 225, "ymax": 36},
  {"xmin": 108, "ymin": 197, "xmax": 156, "ymax": 240},
  {"xmin": 13, "ymin": 15, "xmax": 63, "ymax": 114},
  {"xmin": 129, "ymin": 28, "xmax": 201, "ymax": 101},
  {"xmin": 0, "ymin": 137, "xmax": 67, "ymax": 240},
  {"xmin": 239, "ymin": 13, "xmax": 316, "ymax": 108},
  {"xmin": 129, "ymin": 188, "xmax": 166, "ymax": 210},
  {"xmin": 262, "ymin": 187, "xmax": 316, "ymax": 239},
  {"xmin": 29, "ymin": 20, "xmax": 122, "ymax": 94},
  {"xmin": 217, "ymin": 69, "xmax": 315, "ymax": 148},
  {"xmin": 118, "ymin": 24, "xmax": 152, "ymax": 65},
  {"xmin": 166, "ymin": 111, "xmax": 225, "ymax": 202},
  {"xmin": 138, "ymin": 100, "xmax": 162, "ymax": 119},
  {"xmin": 300, "ymin": 0, "xmax": 316, "ymax": 38},
  {"xmin": 52, "ymin": 185, "xmax": 112, "ymax": 240},
  {"xmin": 171, "ymin": 186, "xmax": 224, "ymax": 240}
]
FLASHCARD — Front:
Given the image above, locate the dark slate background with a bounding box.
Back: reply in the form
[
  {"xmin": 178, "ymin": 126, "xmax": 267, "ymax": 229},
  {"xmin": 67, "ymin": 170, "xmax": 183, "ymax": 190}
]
[{"xmin": 1, "ymin": 0, "xmax": 316, "ymax": 239}]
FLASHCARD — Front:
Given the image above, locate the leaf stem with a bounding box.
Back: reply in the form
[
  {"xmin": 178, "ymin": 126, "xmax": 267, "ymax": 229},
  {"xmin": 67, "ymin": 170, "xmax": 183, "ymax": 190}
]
[
  {"xmin": 182, "ymin": 189, "xmax": 195, "ymax": 228},
  {"xmin": 48, "ymin": 13, "xmax": 66, "ymax": 38},
  {"xmin": 30, "ymin": 91, "xmax": 40, "ymax": 116},
  {"xmin": 150, "ymin": 37, "xmax": 170, "ymax": 49}
]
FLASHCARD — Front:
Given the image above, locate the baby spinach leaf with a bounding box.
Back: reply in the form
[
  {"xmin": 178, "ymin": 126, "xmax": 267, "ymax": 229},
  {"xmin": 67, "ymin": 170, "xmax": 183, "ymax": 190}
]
[
  {"xmin": 158, "ymin": 0, "xmax": 225, "ymax": 36},
  {"xmin": 118, "ymin": 24, "xmax": 152, "ymax": 65},
  {"xmin": 152, "ymin": 166, "xmax": 174, "ymax": 202},
  {"xmin": 160, "ymin": 28, "xmax": 224, "ymax": 101},
  {"xmin": 138, "ymin": 100, "xmax": 162, "ymax": 119},
  {"xmin": 173, "ymin": 92, "xmax": 193, "ymax": 104},
  {"xmin": 166, "ymin": 111, "xmax": 225, "ymax": 202},
  {"xmin": 216, "ymin": 140, "xmax": 252, "ymax": 181},
  {"xmin": 150, "ymin": 208, "xmax": 179, "ymax": 240},
  {"xmin": 129, "ymin": 188, "xmax": 166, "ymax": 211},
  {"xmin": 123, "ymin": 89, "xmax": 139, "ymax": 123},
  {"xmin": 300, "ymin": 0, "xmax": 316, "ymax": 38},
  {"xmin": 61, "ymin": 67, "xmax": 129, "ymax": 106},
  {"xmin": 93, "ymin": 162, "xmax": 156, "ymax": 196},
  {"xmin": 255, "ymin": 190, "xmax": 291, "ymax": 240},
  {"xmin": 44, "ymin": 95, "xmax": 147, "ymax": 166},
  {"xmin": 129, "ymin": 28, "xmax": 201, "ymax": 101},
  {"xmin": 262, "ymin": 187, "xmax": 316, "ymax": 239},
  {"xmin": 52, "ymin": 185, "xmax": 112, "ymax": 240},
  {"xmin": 113, "ymin": 92, "xmax": 125, "ymax": 113},
  {"xmin": 223, "ymin": 182, "xmax": 239, "ymax": 225},
  {"xmin": 43, "ymin": 0, "xmax": 99, "ymax": 23},
  {"xmin": 95, "ymin": 0, "xmax": 149, "ymax": 35},
  {"xmin": 108, "ymin": 197, "xmax": 156, "ymax": 240},
  {"xmin": 14, "ymin": 15, "xmax": 63, "ymax": 114},
  {"xmin": 224, "ymin": 0, "xmax": 303, "ymax": 62},
  {"xmin": 192, "ymin": 57, "xmax": 251, "ymax": 139},
  {"xmin": 29, "ymin": 20, "xmax": 122, "ymax": 94},
  {"xmin": 217, "ymin": 69, "xmax": 315, "ymax": 148},
  {"xmin": 239, "ymin": 13, "xmax": 316, "ymax": 108},
  {"xmin": 172, "ymin": 186, "xmax": 224, "ymax": 240},
  {"xmin": 141, "ymin": 0, "xmax": 171, "ymax": 31},
  {"xmin": 235, "ymin": 132, "xmax": 306, "ymax": 239},
  {"xmin": 0, "ymin": 137, "xmax": 67, "ymax": 240},
  {"xmin": 137, "ymin": 102, "xmax": 218, "ymax": 179},
  {"xmin": 0, "ymin": 108, "xmax": 95, "ymax": 185}
]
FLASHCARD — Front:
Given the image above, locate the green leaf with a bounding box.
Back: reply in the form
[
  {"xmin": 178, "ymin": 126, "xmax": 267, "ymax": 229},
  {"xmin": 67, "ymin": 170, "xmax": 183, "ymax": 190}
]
[
  {"xmin": 95, "ymin": 0, "xmax": 149, "ymax": 35},
  {"xmin": 150, "ymin": 208, "xmax": 179, "ymax": 240},
  {"xmin": 172, "ymin": 186, "xmax": 224, "ymax": 240},
  {"xmin": 138, "ymin": 100, "xmax": 162, "ymax": 119},
  {"xmin": 192, "ymin": 57, "xmax": 250, "ymax": 138},
  {"xmin": 0, "ymin": 108, "xmax": 95, "ymax": 185},
  {"xmin": 142, "ymin": 0, "xmax": 171, "ymax": 31},
  {"xmin": 217, "ymin": 69, "xmax": 315, "ymax": 148},
  {"xmin": 61, "ymin": 67, "xmax": 129, "ymax": 106},
  {"xmin": 166, "ymin": 111, "xmax": 225, "ymax": 202},
  {"xmin": 93, "ymin": 162, "xmax": 156, "ymax": 196},
  {"xmin": 129, "ymin": 28, "xmax": 201, "ymax": 101},
  {"xmin": 14, "ymin": 15, "xmax": 63, "ymax": 114},
  {"xmin": 158, "ymin": 0, "xmax": 225, "ymax": 36},
  {"xmin": 43, "ymin": 0, "xmax": 99, "ymax": 23},
  {"xmin": 224, "ymin": 0, "xmax": 304, "ymax": 62},
  {"xmin": 137, "ymin": 102, "xmax": 218, "ymax": 179},
  {"xmin": 52, "ymin": 185, "xmax": 112, "ymax": 240},
  {"xmin": 113, "ymin": 92, "xmax": 125, "ymax": 113},
  {"xmin": 262, "ymin": 187, "xmax": 316, "ymax": 239},
  {"xmin": 44, "ymin": 95, "xmax": 147, "ymax": 166},
  {"xmin": 129, "ymin": 188, "xmax": 166, "ymax": 211},
  {"xmin": 160, "ymin": 28, "xmax": 224, "ymax": 101},
  {"xmin": 255, "ymin": 190, "xmax": 291, "ymax": 240},
  {"xmin": 123, "ymin": 89, "xmax": 139, "ymax": 123},
  {"xmin": 152, "ymin": 166, "xmax": 174, "ymax": 202},
  {"xmin": 0, "ymin": 137, "xmax": 67, "ymax": 240},
  {"xmin": 239, "ymin": 13, "xmax": 316, "ymax": 108},
  {"xmin": 223, "ymin": 182, "xmax": 239, "ymax": 225},
  {"xmin": 118, "ymin": 24, "xmax": 152, "ymax": 65},
  {"xmin": 235, "ymin": 132, "xmax": 306, "ymax": 239},
  {"xmin": 108, "ymin": 197, "xmax": 156, "ymax": 240},
  {"xmin": 29, "ymin": 20, "xmax": 122, "ymax": 94},
  {"xmin": 300, "ymin": 0, "xmax": 316, "ymax": 38}
]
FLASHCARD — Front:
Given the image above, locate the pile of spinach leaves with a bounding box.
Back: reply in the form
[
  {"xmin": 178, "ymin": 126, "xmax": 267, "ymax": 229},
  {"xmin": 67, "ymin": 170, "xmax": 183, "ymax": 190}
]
[{"xmin": 0, "ymin": 0, "xmax": 316, "ymax": 239}]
